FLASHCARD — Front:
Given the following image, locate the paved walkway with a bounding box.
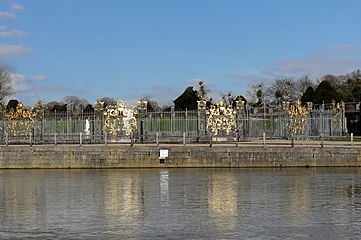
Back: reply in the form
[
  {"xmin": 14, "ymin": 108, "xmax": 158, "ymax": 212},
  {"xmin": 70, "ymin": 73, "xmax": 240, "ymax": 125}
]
[
  {"xmin": 2, "ymin": 139, "xmax": 360, "ymax": 148},
  {"xmin": 100, "ymin": 140, "xmax": 361, "ymax": 148}
]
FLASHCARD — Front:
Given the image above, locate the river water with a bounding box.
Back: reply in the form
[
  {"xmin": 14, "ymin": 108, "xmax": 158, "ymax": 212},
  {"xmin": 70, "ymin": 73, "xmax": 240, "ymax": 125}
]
[{"xmin": 0, "ymin": 168, "xmax": 361, "ymax": 239}]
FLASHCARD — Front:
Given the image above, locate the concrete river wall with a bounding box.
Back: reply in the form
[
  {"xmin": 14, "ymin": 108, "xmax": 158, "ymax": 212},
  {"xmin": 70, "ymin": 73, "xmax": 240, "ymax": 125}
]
[{"xmin": 1, "ymin": 144, "xmax": 361, "ymax": 169}]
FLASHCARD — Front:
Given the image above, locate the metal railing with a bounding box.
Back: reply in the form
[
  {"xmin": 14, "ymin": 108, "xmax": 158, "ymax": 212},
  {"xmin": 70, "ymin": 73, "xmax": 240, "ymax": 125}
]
[{"xmin": 0, "ymin": 107, "xmax": 348, "ymax": 145}]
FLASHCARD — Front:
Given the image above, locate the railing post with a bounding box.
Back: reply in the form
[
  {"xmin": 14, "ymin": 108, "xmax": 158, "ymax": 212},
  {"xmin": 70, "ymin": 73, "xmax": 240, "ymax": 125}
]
[
  {"xmin": 263, "ymin": 132, "xmax": 266, "ymax": 148},
  {"xmin": 104, "ymin": 131, "xmax": 107, "ymax": 146},
  {"xmin": 351, "ymin": 133, "xmax": 353, "ymax": 148},
  {"xmin": 320, "ymin": 133, "xmax": 324, "ymax": 148},
  {"xmin": 140, "ymin": 120, "xmax": 144, "ymax": 143},
  {"xmin": 29, "ymin": 133, "xmax": 32, "ymax": 146},
  {"xmin": 5, "ymin": 132, "xmax": 8, "ymax": 146},
  {"xmin": 209, "ymin": 132, "xmax": 213, "ymax": 148},
  {"xmin": 235, "ymin": 132, "xmax": 238, "ymax": 147},
  {"xmin": 291, "ymin": 133, "xmax": 294, "ymax": 148},
  {"xmin": 80, "ymin": 132, "xmax": 82, "ymax": 146},
  {"xmin": 156, "ymin": 132, "xmax": 159, "ymax": 147},
  {"xmin": 131, "ymin": 133, "xmax": 134, "ymax": 147},
  {"xmin": 54, "ymin": 132, "xmax": 57, "ymax": 146},
  {"xmin": 183, "ymin": 132, "xmax": 186, "ymax": 147}
]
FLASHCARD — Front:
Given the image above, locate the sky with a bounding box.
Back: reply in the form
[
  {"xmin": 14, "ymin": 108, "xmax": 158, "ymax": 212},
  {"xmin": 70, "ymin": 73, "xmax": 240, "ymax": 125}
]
[{"xmin": 1, "ymin": 0, "xmax": 361, "ymax": 106}]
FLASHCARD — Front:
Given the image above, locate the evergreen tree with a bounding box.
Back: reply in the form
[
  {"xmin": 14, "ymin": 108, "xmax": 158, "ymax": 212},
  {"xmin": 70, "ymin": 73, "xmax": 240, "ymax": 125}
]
[
  {"xmin": 300, "ymin": 86, "xmax": 315, "ymax": 104},
  {"xmin": 312, "ymin": 81, "xmax": 342, "ymax": 104},
  {"xmin": 6, "ymin": 99, "xmax": 19, "ymax": 111},
  {"xmin": 173, "ymin": 86, "xmax": 198, "ymax": 111}
]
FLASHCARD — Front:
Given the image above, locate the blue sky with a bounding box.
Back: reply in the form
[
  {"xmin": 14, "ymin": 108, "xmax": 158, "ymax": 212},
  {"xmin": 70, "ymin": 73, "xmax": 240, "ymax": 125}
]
[{"xmin": 1, "ymin": 0, "xmax": 361, "ymax": 106}]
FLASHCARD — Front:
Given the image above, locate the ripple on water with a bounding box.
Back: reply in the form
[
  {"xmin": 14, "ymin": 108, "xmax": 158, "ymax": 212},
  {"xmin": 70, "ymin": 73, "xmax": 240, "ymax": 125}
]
[{"xmin": 0, "ymin": 168, "xmax": 361, "ymax": 239}]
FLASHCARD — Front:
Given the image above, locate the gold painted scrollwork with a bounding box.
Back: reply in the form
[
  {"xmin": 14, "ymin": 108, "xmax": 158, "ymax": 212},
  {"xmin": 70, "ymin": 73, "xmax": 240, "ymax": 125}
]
[
  {"xmin": 137, "ymin": 99, "xmax": 148, "ymax": 113},
  {"xmin": 331, "ymin": 100, "xmax": 345, "ymax": 133},
  {"xmin": 103, "ymin": 100, "xmax": 137, "ymax": 136},
  {"xmin": 6, "ymin": 102, "xmax": 35, "ymax": 136},
  {"xmin": 207, "ymin": 100, "xmax": 236, "ymax": 136},
  {"xmin": 94, "ymin": 99, "xmax": 105, "ymax": 113},
  {"xmin": 284, "ymin": 100, "xmax": 310, "ymax": 135},
  {"xmin": 197, "ymin": 98, "xmax": 207, "ymax": 112}
]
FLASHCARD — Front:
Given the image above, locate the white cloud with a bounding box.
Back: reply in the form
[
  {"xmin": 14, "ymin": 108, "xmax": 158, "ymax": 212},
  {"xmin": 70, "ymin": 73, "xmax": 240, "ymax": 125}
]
[
  {"xmin": 11, "ymin": 3, "xmax": 25, "ymax": 12},
  {"xmin": 0, "ymin": 44, "xmax": 31, "ymax": 57},
  {"xmin": 129, "ymin": 85, "xmax": 181, "ymax": 106},
  {"xmin": 318, "ymin": 44, "xmax": 361, "ymax": 55},
  {"xmin": 0, "ymin": 12, "xmax": 17, "ymax": 19},
  {"xmin": 32, "ymin": 75, "xmax": 47, "ymax": 81},
  {"xmin": 227, "ymin": 44, "xmax": 361, "ymax": 83},
  {"xmin": 7, "ymin": 72, "xmax": 78, "ymax": 105},
  {"xmin": 9, "ymin": 73, "xmax": 28, "ymax": 96},
  {"xmin": 0, "ymin": 29, "xmax": 27, "ymax": 37},
  {"xmin": 9, "ymin": 73, "xmax": 48, "ymax": 102},
  {"xmin": 270, "ymin": 48, "xmax": 361, "ymax": 78},
  {"xmin": 10, "ymin": 73, "xmax": 26, "ymax": 82},
  {"xmin": 223, "ymin": 73, "xmax": 270, "ymax": 83},
  {"xmin": 184, "ymin": 78, "xmax": 211, "ymax": 92},
  {"xmin": 185, "ymin": 78, "xmax": 205, "ymax": 86},
  {"xmin": 303, "ymin": 45, "xmax": 359, "ymax": 75},
  {"xmin": 151, "ymin": 85, "xmax": 179, "ymax": 96}
]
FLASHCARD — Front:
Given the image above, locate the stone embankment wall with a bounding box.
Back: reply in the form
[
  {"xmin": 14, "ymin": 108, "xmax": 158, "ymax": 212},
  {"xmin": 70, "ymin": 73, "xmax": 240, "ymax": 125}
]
[{"xmin": 1, "ymin": 144, "xmax": 361, "ymax": 169}]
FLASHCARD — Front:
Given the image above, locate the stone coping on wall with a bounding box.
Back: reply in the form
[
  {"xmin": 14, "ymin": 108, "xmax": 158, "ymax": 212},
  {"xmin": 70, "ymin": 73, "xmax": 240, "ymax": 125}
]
[{"xmin": 0, "ymin": 142, "xmax": 361, "ymax": 169}]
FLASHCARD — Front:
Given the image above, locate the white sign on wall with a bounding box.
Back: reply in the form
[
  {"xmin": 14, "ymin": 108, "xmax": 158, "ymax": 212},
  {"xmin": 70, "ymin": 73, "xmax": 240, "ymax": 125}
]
[{"xmin": 159, "ymin": 149, "xmax": 169, "ymax": 159}]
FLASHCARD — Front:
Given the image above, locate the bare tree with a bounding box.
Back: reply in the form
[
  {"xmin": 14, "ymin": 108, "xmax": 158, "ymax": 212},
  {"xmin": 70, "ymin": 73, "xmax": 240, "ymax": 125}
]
[
  {"xmin": 340, "ymin": 69, "xmax": 361, "ymax": 101},
  {"xmin": 247, "ymin": 83, "xmax": 266, "ymax": 106},
  {"xmin": 140, "ymin": 96, "xmax": 160, "ymax": 112},
  {"xmin": 295, "ymin": 75, "xmax": 315, "ymax": 99},
  {"xmin": 220, "ymin": 91, "xmax": 234, "ymax": 106},
  {"xmin": 197, "ymin": 80, "xmax": 209, "ymax": 99},
  {"xmin": 267, "ymin": 78, "xmax": 296, "ymax": 104},
  {"xmin": 62, "ymin": 96, "xmax": 89, "ymax": 114},
  {"xmin": 45, "ymin": 101, "xmax": 66, "ymax": 112},
  {"xmin": 321, "ymin": 74, "xmax": 339, "ymax": 86},
  {"xmin": 0, "ymin": 68, "xmax": 13, "ymax": 101},
  {"xmin": 96, "ymin": 97, "xmax": 117, "ymax": 108}
]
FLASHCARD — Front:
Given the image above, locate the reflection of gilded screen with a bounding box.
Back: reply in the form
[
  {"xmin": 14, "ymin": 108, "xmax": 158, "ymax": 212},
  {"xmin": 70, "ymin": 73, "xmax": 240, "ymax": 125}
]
[
  {"xmin": 208, "ymin": 173, "xmax": 238, "ymax": 228},
  {"xmin": 104, "ymin": 174, "xmax": 141, "ymax": 228},
  {"xmin": 288, "ymin": 177, "xmax": 310, "ymax": 225}
]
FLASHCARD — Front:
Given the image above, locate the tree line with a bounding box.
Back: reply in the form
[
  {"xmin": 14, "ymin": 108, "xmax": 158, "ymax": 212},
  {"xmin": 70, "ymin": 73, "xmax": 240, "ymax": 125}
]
[
  {"xmin": 248, "ymin": 70, "xmax": 361, "ymax": 107},
  {"xmin": 0, "ymin": 67, "xmax": 360, "ymax": 114},
  {"xmin": 173, "ymin": 69, "xmax": 361, "ymax": 110}
]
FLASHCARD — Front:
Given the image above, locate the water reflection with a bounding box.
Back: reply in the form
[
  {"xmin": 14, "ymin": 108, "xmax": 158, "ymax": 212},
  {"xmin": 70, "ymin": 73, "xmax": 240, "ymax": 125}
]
[
  {"xmin": 0, "ymin": 170, "xmax": 46, "ymax": 230},
  {"xmin": 208, "ymin": 172, "xmax": 238, "ymax": 230},
  {"xmin": 288, "ymin": 175, "xmax": 310, "ymax": 225},
  {"xmin": 105, "ymin": 174, "xmax": 141, "ymax": 216},
  {"xmin": 102, "ymin": 170, "xmax": 144, "ymax": 236},
  {"xmin": 0, "ymin": 168, "xmax": 361, "ymax": 239},
  {"xmin": 347, "ymin": 183, "xmax": 361, "ymax": 198},
  {"xmin": 160, "ymin": 170, "xmax": 169, "ymax": 206}
]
